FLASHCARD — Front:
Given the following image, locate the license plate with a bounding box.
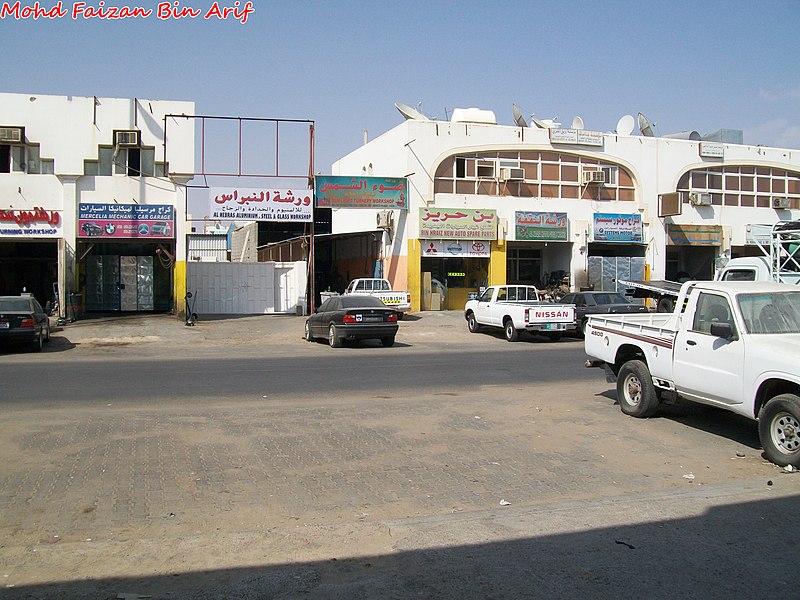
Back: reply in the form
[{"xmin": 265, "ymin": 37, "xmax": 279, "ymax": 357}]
[
  {"xmin": 543, "ymin": 323, "xmax": 565, "ymax": 331},
  {"xmin": 0, "ymin": 322, "xmax": 8, "ymax": 329}
]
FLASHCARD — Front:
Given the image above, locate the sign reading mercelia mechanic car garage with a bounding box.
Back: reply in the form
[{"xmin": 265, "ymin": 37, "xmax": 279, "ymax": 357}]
[{"xmin": 78, "ymin": 203, "xmax": 175, "ymax": 239}]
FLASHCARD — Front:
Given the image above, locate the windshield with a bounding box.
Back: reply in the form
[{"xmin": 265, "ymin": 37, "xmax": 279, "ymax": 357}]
[{"xmin": 738, "ymin": 292, "xmax": 800, "ymax": 334}]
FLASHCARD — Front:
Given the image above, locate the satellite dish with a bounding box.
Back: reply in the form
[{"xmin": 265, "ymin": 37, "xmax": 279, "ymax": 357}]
[
  {"xmin": 395, "ymin": 102, "xmax": 430, "ymax": 121},
  {"xmin": 638, "ymin": 112, "xmax": 655, "ymax": 137},
  {"xmin": 512, "ymin": 103, "xmax": 528, "ymax": 127},
  {"xmin": 571, "ymin": 115, "xmax": 585, "ymax": 130},
  {"xmin": 616, "ymin": 114, "xmax": 635, "ymax": 136}
]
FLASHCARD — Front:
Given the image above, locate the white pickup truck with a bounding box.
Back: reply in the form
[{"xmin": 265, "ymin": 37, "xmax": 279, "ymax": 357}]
[
  {"xmin": 464, "ymin": 284, "xmax": 577, "ymax": 342},
  {"xmin": 585, "ymin": 280, "xmax": 800, "ymax": 467},
  {"xmin": 344, "ymin": 278, "xmax": 411, "ymax": 317}
]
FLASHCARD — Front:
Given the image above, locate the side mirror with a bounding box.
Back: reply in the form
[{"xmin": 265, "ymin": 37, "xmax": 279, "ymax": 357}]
[{"xmin": 710, "ymin": 322, "xmax": 738, "ymax": 341}]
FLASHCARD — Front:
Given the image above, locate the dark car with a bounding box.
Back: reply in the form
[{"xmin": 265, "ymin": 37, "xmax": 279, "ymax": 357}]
[
  {"xmin": 305, "ymin": 295, "xmax": 399, "ymax": 348},
  {"xmin": 561, "ymin": 291, "xmax": 650, "ymax": 335},
  {"xmin": 0, "ymin": 295, "xmax": 51, "ymax": 351},
  {"xmin": 81, "ymin": 222, "xmax": 104, "ymax": 236}
]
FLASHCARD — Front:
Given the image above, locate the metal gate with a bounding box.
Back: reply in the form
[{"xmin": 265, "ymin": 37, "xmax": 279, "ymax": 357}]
[{"xmin": 587, "ymin": 256, "xmax": 645, "ymax": 292}]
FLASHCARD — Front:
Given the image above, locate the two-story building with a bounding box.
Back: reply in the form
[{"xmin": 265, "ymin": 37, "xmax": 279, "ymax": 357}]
[
  {"xmin": 330, "ymin": 106, "xmax": 800, "ymax": 311},
  {"xmin": 0, "ymin": 92, "xmax": 194, "ymax": 318}
]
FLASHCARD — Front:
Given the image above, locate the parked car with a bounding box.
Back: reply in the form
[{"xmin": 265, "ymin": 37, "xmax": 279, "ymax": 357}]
[
  {"xmin": 305, "ymin": 295, "xmax": 399, "ymax": 348},
  {"xmin": 560, "ymin": 291, "xmax": 649, "ymax": 335},
  {"xmin": 0, "ymin": 295, "xmax": 51, "ymax": 351},
  {"xmin": 81, "ymin": 222, "xmax": 104, "ymax": 236}
]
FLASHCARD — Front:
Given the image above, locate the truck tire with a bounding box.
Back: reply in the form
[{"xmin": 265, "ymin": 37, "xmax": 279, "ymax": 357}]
[
  {"xmin": 759, "ymin": 394, "xmax": 800, "ymax": 467},
  {"xmin": 467, "ymin": 312, "xmax": 481, "ymax": 333},
  {"xmin": 504, "ymin": 319, "xmax": 519, "ymax": 342},
  {"xmin": 328, "ymin": 324, "xmax": 343, "ymax": 348},
  {"xmin": 616, "ymin": 360, "xmax": 660, "ymax": 417},
  {"xmin": 657, "ymin": 297, "xmax": 675, "ymax": 313}
]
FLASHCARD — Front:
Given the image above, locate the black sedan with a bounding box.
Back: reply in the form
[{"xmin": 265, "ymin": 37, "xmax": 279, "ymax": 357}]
[
  {"xmin": 305, "ymin": 295, "xmax": 399, "ymax": 348},
  {"xmin": 561, "ymin": 291, "xmax": 650, "ymax": 335},
  {"xmin": 0, "ymin": 295, "xmax": 51, "ymax": 351}
]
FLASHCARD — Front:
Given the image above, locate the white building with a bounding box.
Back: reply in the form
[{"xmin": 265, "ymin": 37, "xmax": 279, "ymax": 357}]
[
  {"xmin": 331, "ymin": 106, "xmax": 800, "ymax": 311},
  {"xmin": 0, "ymin": 92, "xmax": 194, "ymax": 317}
]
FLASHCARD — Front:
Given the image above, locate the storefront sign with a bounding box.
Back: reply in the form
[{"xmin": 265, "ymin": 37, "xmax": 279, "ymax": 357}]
[
  {"xmin": 209, "ymin": 188, "xmax": 313, "ymax": 221},
  {"xmin": 592, "ymin": 213, "xmax": 643, "ymax": 243},
  {"xmin": 0, "ymin": 207, "xmax": 61, "ymax": 237},
  {"xmin": 315, "ymin": 176, "xmax": 408, "ymax": 209},
  {"xmin": 745, "ymin": 224, "xmax": 772, "ymax": 247},
  {"xmin": 699, "ymin": 143, "xmax": 724, "ymax": 159},
  {"xmin": 78, "ymin": 203, "xmax": 175, "ymax": 239},
  {"xmin": 515, "ymin": 211, "xmax": 568, "ymax": 241},
  {"xmin": 419, "ymin": 208, "xmax": 497, "ymax": 240},
  {"xmin": 667, "ymin": 224, "xmax": 722, "ymax": 246},
  {"xmin": 549, "ymin": 128, "xmax": 604, "ymax": 147},
  {"xmin": 421, "ymin": 239, "xmax": 491, "ymax": 258}
]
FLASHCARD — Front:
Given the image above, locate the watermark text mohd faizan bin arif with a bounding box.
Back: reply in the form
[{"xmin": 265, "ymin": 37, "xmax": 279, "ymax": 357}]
[{"xmin": 0, "ymin": 1, "xmax": 256, "ymax": 24}]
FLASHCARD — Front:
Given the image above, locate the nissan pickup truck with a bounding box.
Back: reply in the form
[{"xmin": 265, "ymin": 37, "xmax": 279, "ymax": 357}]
[
  {"xmin": 344, "ymin": 278, "xmax": 411, "ymax": 317},
  {"xmin": 464, "ymin": 284, "xmax": 577, "ymax": 342},
  {"xmin": 584, "ymin": 280, "xmax": 800, "ymax": 467}
]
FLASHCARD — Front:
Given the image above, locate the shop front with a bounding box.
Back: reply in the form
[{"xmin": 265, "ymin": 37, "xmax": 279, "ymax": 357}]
[
  {"xmin": 0, "ymin": 206, "xmax": 60, "ymax": 308},
  {"xmin": 418, "ymin": 207, "xmax": 496, "ymax": 310},
  {"xmin": 665, "ymin": 223, "xmax": 722, "ymax": 280},
  {"xmin": 588, "ymin": 212, "xmax": 646, "ymax": 292},
  {"xmin": 512, "ymin": 211, "xmax": 572, "ymax": 289},
  {"xmin": 77, "ymin": 203, "xmax": 175, "ymax": 313}
]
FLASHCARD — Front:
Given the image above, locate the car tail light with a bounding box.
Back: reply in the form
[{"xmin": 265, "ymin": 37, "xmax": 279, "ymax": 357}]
[
  {"xmin": 19, "ymin": 317, "xmax": 35, "ymax": 328},
  {"xmin": 387, "ymin": 313, "xmax": 398, "ymax": 323},
  {"xmin": 343, "ymin": 314, "xmax": 357, "ymax": 324}
]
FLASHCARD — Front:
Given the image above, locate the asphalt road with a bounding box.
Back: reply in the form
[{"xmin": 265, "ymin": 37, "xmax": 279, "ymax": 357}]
[{"xmin": 1, "ymin": 312, "xmax": 798, "ymax": 599}]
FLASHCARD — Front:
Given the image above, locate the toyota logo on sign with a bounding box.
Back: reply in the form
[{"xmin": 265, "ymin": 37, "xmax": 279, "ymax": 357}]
[{"xmin": 472, "ymin": 242, "xmax": 486, "ymax": 252}]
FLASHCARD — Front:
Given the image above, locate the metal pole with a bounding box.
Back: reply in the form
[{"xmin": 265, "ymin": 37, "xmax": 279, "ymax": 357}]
[{"xmin": 308, "ymin": 122, "xmax": 315, "ymax": 315}]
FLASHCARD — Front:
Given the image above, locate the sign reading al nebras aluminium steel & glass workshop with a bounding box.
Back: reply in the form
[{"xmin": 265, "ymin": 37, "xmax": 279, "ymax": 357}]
[
  {"xmin": 0, "ymin": 207, "xmax": 61, "ymax": 238},
  {"xmin": 78, "ymin": 204, "xmax": 174, "ymax": 239},
  {"xmin": 515, "ymin": 211, "xmax": 568, "ymax": 241},
  {"xmin": 315, "ymin": 176, "xmax": 408, "ymax": 209},
  {"xmin": 592, "ymin": 213, "xmax": 643, "ymax": 243},
  {"xmin": 421, "ymin": 239, "xmax": 491, "ymax": 258},
  {"xmin": 419, "ymin": 208, "xmax": 497, "ymax": 240},
  {"xmin": 209, "ymin": 188, "xmax": 313, "ymax": 221}
]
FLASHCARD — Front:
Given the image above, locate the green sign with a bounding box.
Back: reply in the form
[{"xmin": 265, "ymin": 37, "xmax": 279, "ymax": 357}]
[
  {"xmin": 419, "ymin": 208, "xmax": 497, "ymax": 240},
  {"xmin": 515, "ymin": 211, "xmax": 568, "ymax": 241},
  {"xmin": 315, "ymin": 176, "xmax": 408, "ymax": 209}
]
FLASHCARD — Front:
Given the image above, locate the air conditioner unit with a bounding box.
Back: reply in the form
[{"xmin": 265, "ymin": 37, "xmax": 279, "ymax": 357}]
[
  {"xmin": 0, "ymin": 127, "xmax": 23, "ymax": 144},
  {"xmin": 582, "ymin": 170, "xmax": 605, "ymax": 184},
  {"xmin": 689, "ymin": 192, "xmax": 712, "ymax": 206},
  {"xmin": 772, "ymin": 197, "xmax": 791, "ymax": 209},
  {"xmin": 499, "ymin": 167, "xmax": 524, "ymax": 181},
  {"xmin": 115, "ymin": 130, "xmax": 140, "ymax": 146},
  {"xmin": 376, "ymin": 210, "xmax": 394, "ymax": 229}
]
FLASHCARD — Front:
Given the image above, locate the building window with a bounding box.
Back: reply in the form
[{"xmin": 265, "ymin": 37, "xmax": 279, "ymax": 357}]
[
  {"xmin": 84, "ymin": 145, "xmax": 163, "ymax": 177},
  {"xmin": 677, "ymin": 165, "xmax": 800, "ymax": 209},
  {"xmin": 0, "ymin": 143, "xmax": 54, "ymax": 174}
]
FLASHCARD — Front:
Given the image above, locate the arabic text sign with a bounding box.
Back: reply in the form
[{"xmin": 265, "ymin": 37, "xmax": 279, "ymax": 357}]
[
  {"xmin": 210, "ymin": 188, "xmax": 313, "ymax": 222},
  {"xmin": 315, "ymin": 176, "xmax": 408, "ymax": 209},
  {"xmin": 0, "ymin": 207, "xmax": 61, "ymax": 237},
  {"xmin": 421, "ymin": 239, "xmax": 491, "ymax": 258},
  {"xmin": 515, "ymin": 211, "xmax": 568, "ymax": 241},
  {"xmin": 78, "ymin": 203, "xmax": 175, "ymax": 239},
  {"xmin": 419, "ymin": 208, "xmax": 497, "ymax": 240},
  {"xmin": 592, "ymin": 213, "xmax": 643, "ymax": 243}
]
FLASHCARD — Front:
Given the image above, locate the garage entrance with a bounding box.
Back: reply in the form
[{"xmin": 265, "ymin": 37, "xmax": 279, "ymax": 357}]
[{"xmin": 0, "ymin": 240, "xmax": 57, "ymax": 307}]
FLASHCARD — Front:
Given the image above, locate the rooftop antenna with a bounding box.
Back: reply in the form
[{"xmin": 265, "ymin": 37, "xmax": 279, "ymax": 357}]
[
  {"xmin": 638, "ymin": 112, "xmax": 656, "ymax": 136},
  {"xmin": 571, "ymin": 115, "xmax": 585, "ymax": 130},
  {"xmin": 395, "ymin": 102, "xmax": 431, "ymax": 121},
  {"xmin": 512, "ymin": 103, "xmax": 528, "ymax": 127},
  {"xmin": 615, "ymin": 114, "xmax": 635, "ymax": 136}
]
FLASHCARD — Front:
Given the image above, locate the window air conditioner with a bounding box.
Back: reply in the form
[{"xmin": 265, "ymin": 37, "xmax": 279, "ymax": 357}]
[
  {"xmin": 582, "ymin": 170, "xmax": 605, "ymax": 184},
  {"xmin": 376, "ymin": 210, "xmax": 394, "ymax": 229},
  {"xmin": 772, "ymin": 197, "xmax": 791, "ymax": 209},
  {"xmin": 689, "ymin": 192, "xmax": 712, "ymax": 206},
  {"xmin": 499, "ymin": 167, "xmax": 525, "ymax": 181},
  {"xmin": 115, "ymin": 130, "xmax": 140, "ymax": 146},
  {"xmin": 0, "ymin": 127, "xmax": 23, "ymax": 144}
]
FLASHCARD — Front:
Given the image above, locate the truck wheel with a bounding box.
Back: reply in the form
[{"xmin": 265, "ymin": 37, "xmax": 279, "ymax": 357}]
[
  {"xmin": 504, "ymin": 319, "xmax": 519, "ymax": 342},
  {"xmin": 467, "ymin": 313, "xmax": 481, "ymax": 333},
  {"xmin": 616, "ymin": 360, "xmax": 660, "ymax": 417},
  {"xmin": 759, "ymin": 394, "xmax": 800, "ymax": 467},
  {"xmin": 657, "ymin": 297, "xmax": 675, "ymax": 313},
  {"xmin": 328, "ymin": 324, "xmax": 343, "ymax": 348}
]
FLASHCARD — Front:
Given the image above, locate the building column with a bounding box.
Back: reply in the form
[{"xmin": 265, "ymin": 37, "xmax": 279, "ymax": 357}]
[
  {"xmin": 407, "ymin": 238, "xmax": 421, "ymax": 312},
  {"xmin": 488, "ymin": 240, "xmax": 506, "ymax": 286}
]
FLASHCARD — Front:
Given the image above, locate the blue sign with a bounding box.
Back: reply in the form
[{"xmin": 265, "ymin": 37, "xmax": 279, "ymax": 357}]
[{"xmin": 593, "ymin": 213, "xmax": 643, "ymax": 243}]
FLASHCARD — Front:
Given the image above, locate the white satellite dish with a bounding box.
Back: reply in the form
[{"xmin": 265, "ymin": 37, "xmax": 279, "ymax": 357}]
[
  {"xmin": 512, "ymin": 103, "xmax": 528, "ymax": 127},
  {"xmin": 638, "ymin": 112, "xmax": 655, "ymax": 137},
  {"xmin": 395, "ymin": 102, "xmax": 430, "ymax": 121},
  {"xmin": 616, "ymin": 114, "xmax": 635, "ymax": 136},
  {"xmin": 571, "ymin": 115, "xmax": 585, "ymax": 130}
]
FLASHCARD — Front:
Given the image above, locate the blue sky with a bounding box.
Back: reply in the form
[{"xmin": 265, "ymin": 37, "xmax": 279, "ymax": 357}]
[{"xmin": 4, "ymin": 0, "xmax": 800, "ymax": 176}]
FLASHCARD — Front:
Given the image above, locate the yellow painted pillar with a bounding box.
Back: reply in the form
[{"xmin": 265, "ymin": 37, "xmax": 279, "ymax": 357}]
[
  {"xmin": 408, "ymin": 239, "xmax": 421, "ymax": 312},
  {"xmin": 174, "ymin": 260, "xmax": 186, "ymax": 320},
  {"xmin": 488, "ymin": 240, "xmax": 507, "ymax": 286}
]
